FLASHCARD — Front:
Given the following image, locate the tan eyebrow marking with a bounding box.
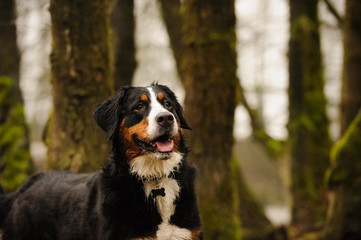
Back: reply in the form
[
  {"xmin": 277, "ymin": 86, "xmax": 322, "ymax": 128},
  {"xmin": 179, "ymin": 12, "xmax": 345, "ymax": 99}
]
[
  {"xmin": 140, "ymin": 94, "xmax": 148, "ymax": 102},
  {"xmin": 157, "ymin": 92, "xmax": 164, "ymax": 100}
]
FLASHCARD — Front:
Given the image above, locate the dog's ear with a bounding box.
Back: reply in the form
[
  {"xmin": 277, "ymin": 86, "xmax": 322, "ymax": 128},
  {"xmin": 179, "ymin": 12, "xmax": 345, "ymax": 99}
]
[
  {"xmin": 175, "ymin": 102, "xmax": 191, "ymax": 130},
  {"xmin": 94, "ymin": 88, "xmax": 127, "ymax": 140}
]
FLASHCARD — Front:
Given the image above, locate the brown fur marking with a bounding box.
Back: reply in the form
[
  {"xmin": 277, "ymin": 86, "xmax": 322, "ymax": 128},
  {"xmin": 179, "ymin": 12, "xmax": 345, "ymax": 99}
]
[
  {"xmin": 120, "ymin": 118, "xmax": 150, "ymax": 160},
  {"xmin": 141, "ymin": 94, "xmax": 148, "ymax": 102},
  {"xmin": 130, "ymin": 237, "xmax": 156, "ymax": 240},
  {"xmin": 120, "ymin": 117, "xmax": 181, "ymax": 161},
  {"xmin": 191, "ymin": 229, "xmax": 202, "ymax": 239},
  {"xmin": 157, "ymin": 92, "xmax": 164, "ymax": 100}
]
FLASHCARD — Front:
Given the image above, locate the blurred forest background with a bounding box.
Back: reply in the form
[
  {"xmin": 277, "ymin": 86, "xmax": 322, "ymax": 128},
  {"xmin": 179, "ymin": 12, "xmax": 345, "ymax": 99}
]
[{"xmin": 1, "ymin": 0, "xmax": 361, "ymax": 239}]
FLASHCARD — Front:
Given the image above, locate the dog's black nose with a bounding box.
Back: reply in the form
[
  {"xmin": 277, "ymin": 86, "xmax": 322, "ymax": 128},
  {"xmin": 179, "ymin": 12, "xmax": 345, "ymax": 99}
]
[{"xmin": 156, "ymin": 112, "xmax": 174, "ymax": 127}]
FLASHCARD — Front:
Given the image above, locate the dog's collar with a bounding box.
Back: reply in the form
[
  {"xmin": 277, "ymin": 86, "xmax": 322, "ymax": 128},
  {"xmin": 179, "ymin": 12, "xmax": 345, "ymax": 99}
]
[{"xmin": 140, "ymin": 172, "xmax": 176, "ymax": 182}]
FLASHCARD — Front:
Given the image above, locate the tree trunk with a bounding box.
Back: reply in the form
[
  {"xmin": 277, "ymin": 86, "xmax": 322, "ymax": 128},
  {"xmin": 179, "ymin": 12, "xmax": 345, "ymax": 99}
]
[
  {"xmin": 159, "ymin": 0, "xmax": 184, "ymax": 82},
  {"xmin": 323, "ymin": 1, "xmax": 361, "ymax": 239},
  {"xmin": 47, "ymin": 0, "xmax": 112, "ymax": 172},
  {"xmin": 288, "ymin": 0, "xmax": 331, "ymax": 234},
  {"xmin": 0, "ymin": 0, "xmax": 33, "ymax": 191},
  {"xmin": 323, "ymin": 110, "xmax": 361, "ymax": 240},
  {"xmin": 0, "ymin": 0, "xmax": 21, "ymax": 102},
  {"xmin": 340, "ymin": 0, "xmax": 361, "ymax": 135},
  {"xmin": 182, "ymin": 0, "xmax": 241, "ymax": 239},
  {"xmin": 111, "ymin": 0, "xmax": 136, "ymax": 89}
]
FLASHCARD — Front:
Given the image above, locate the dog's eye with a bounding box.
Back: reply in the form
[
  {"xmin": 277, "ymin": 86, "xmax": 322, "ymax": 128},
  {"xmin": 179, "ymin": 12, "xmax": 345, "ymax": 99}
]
[
  {"xmin": 164, "ymin": 101, "xmax": 172, "ymax": 109},
  {"xmin": 134, "ymin": 103, "xmax": 144, "ymax": 112}
]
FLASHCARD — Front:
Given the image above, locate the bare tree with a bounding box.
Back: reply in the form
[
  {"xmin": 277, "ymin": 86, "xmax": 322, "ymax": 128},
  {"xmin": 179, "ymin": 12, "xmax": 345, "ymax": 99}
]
[
  {"xmin": 324, "ymin": 109, "xmax": 361, "ymax": 240},
  {"xmin": 339, "ymin": 0, "xmax": 361, "ymax": 134},
  {"xmin": 47, "ymin": 0, "xmax": 112, "ymax": 172},
  {"xmin": 288, "ymin": 0, "xmax": 331, "ymax": 235},
  {"xmin": 111, "ymin": 0, "xmax": 136, "ymax": 88},
  {"xmin": 182, "ymin": 0, "xmax": 241, "ymax": 238},
  {"xmin": 323, "ymin": 0, "xmax": 361, "ymax": 239}
]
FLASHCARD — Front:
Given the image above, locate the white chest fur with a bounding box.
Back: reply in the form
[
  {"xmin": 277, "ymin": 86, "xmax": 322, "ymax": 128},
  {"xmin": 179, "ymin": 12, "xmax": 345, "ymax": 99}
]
[{"xmin": 144, "ymin": 178, "xmax": 192, "ymax": 240}]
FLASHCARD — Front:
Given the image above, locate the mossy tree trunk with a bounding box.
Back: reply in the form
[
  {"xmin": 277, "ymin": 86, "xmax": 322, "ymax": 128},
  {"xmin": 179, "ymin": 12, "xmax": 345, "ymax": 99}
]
[
  {"xmin": 111, "ymin": 0, "xmax": 136, "ymax": 89},
  {"xmin": 323, "ymin": 1, "xmax": 361, "ymax": 239},
  {"xmin": 182, "ymin": 0, "xmax": 241, "ymax": 239},
  {"xmin": 0, "ymin": 0, "xmax": 20, "ymax": 102},
  {"xmin": 47, "ymin": 0, "xmax": 112, "ymax": 172},
  {"xmin": 323, "ymin": 110, "xmax": 361, "ymax": 240},
  {"xmin": 288, "ymin": 0, "xmax": 331, "ymax": 234},
  {"xmin": 0, "ymin": 0, "xmax": 33, "ymax": 191},
  {"xmin": 340, "ymin": 0, "xmax": 361, "ymax": 134}
]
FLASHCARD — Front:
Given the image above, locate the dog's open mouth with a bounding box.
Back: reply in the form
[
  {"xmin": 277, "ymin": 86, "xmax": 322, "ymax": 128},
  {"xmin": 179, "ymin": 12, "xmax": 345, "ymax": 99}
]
[
  {"xmin": 151, "ymin": 135, "xmax": 174, "ymax": 152},
  {"xmin": 133, "ymin": 134, "xmax": 174, "ymax": 154}
]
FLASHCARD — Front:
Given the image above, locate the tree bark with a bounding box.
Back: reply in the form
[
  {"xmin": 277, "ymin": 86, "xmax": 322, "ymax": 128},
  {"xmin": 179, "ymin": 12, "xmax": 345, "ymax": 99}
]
[
  {"xmin": 47, "ymin": 0, "xmax": 112, "ymax": 172},
  {"xmin": 323, "ymin": 110, "xmax": 361, "ymax": 240},
  {"xmin": 111, "ymin": 0, "xmax": 136, "ymax": 89},
  {"xmin": 323, "ymin": 1, "xmax": 361, "ymax": 239},
  {"xmin": 340, "ymin": 0, "xmax": 361, "ymax": 135},
  {"xmin": 0, "ymin": 0, "xmax": 33, "ymax": 191},
  {"xmin": 288, "ymin": 0, "xmax": 331, "ymax": 233},
  {"xmin": 0, "ymin": 0, "xmax": 21, "ymax": 101},
  {"xmin": 182, "ymin": 0, "xmax": 241, "ymax": 239}
]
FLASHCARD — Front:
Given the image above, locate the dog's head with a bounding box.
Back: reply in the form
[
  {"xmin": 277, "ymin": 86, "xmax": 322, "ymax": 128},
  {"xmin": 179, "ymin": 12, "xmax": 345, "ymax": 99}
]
[{"xmin": 94, "ymin": 84, "xmax": 190, "ymax": 179}]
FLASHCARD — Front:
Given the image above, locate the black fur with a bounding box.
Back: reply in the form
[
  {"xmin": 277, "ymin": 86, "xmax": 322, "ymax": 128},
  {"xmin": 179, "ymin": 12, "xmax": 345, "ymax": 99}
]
[{"xmin": 0, "ymin": 85, "xmax": 202, "ymax": 240}]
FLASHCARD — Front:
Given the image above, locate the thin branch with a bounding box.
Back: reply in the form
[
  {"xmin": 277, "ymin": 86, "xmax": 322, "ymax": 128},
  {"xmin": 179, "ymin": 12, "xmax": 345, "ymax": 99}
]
[
  {"xmin": 236, "ymin": 81, "xmax": 284, "ymax": 158},
  {"xmin": 323, "ymin": 0, "xmax": 343, "ymax": 27}
]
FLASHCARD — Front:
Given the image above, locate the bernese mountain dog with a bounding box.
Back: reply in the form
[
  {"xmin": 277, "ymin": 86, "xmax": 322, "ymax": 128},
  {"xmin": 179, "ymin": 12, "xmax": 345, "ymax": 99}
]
[{"xmin": 0, "ymin": 84, "xmax": 202, "ymax": 240}]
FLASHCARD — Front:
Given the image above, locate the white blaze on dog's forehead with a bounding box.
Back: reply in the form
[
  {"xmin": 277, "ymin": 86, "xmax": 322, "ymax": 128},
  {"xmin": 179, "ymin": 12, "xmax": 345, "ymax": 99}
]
[
  {"xmin": 146, "ymin": 87, "xmax": 177, "ymax": 139},
  {"xmin": 147, "ymin": 87, "xmax": 167, "ymax": 113}
]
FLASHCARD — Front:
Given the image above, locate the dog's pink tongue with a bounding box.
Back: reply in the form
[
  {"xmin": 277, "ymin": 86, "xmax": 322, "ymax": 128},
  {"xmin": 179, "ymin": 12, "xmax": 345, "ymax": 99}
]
[{"xmin": 155, "ymin": 139, "xmax": 174, "ymax": 152}]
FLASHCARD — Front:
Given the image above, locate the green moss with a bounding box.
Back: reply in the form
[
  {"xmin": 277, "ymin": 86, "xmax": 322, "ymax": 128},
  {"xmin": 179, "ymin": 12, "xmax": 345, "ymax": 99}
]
[
  {"xmin": 288, "ymin": 4, "xmax": 331, "ymax": 226},
  {"xmin": 291, "ymin": 15, "xmax": 319, "ymax": 41},
  {"xmin": 199, "ymin": 156, "xmax": 241, "ymax": 240},
  {"xmin": 201, "ymin": 203, "xmax": 241, "ymax": 240},
  {"xmin": 326, "ymin": 110, "xmax": 361, "ymax": 190},
  {"xmin": 0, "ymin": 77, "xmax": 33, "ymax": 191},
  {"xmin": 323, "ymin": 114, "xmax": 361, "ymax": 239},
  {"xmin": 253, "ymin": 129, "xmax": 285, "ymax": 157},
  {"xmin": 0, "ymin": 77, "xmax": 12, "ymax": 102}
]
